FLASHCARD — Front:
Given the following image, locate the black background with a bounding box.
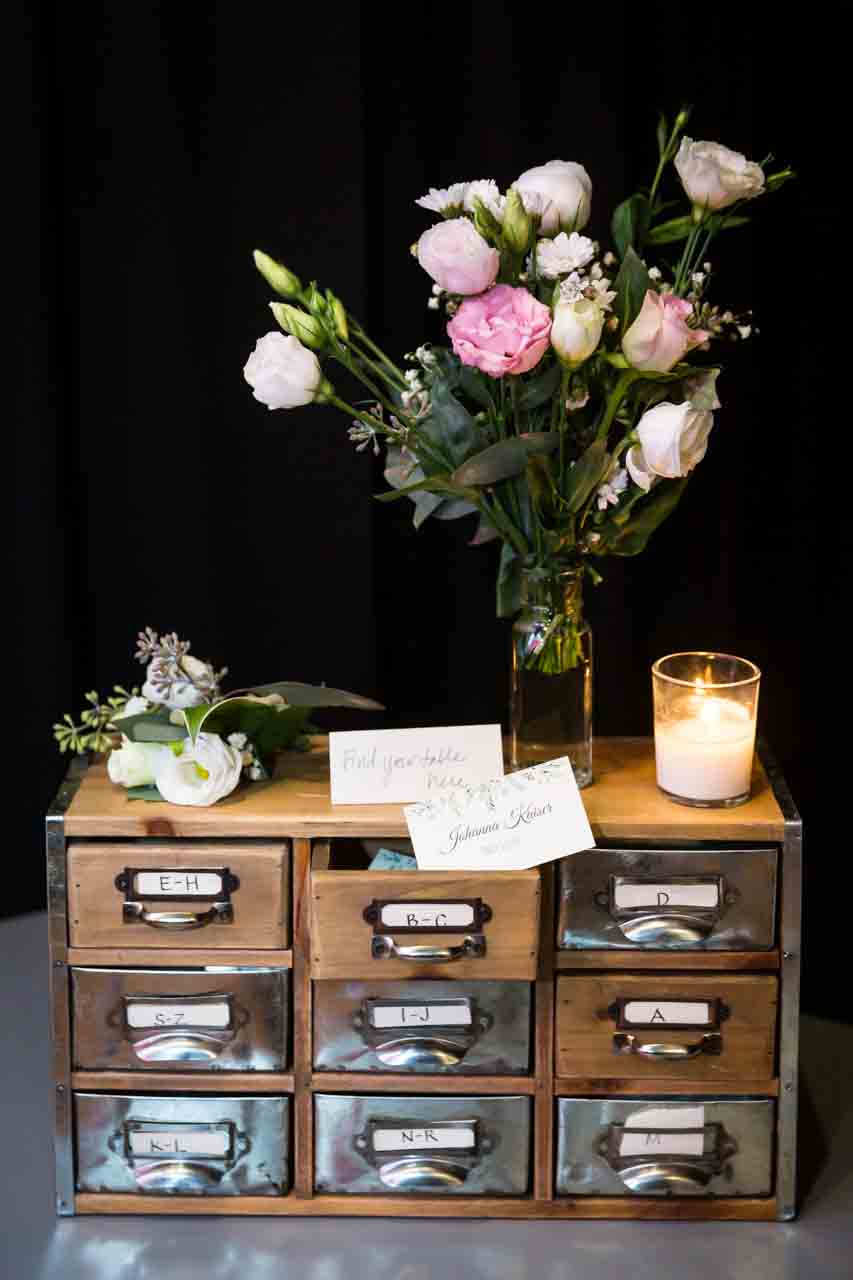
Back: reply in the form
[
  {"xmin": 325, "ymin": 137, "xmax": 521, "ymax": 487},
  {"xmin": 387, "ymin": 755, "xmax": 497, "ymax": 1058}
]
[{"xmin": 13, "ymin": 5, "xmax": 843, "ymax": 1017}]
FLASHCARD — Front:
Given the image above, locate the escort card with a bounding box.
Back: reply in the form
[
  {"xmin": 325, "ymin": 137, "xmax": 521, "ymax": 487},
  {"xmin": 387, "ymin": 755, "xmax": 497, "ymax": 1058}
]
[
  {"xmin": 404, "ymin": 756, "xmax": 594, "ymax": 871},
  {"xmin": 328, "ymin": 725, "xmax": 504, "ymax": 805}
]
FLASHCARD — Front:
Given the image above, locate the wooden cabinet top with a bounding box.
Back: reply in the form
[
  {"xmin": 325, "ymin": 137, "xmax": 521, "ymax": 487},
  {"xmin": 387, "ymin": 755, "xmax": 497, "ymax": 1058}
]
[{"xmin": 60, "ymin": 737, "xmax": 788, "ymax": 841}]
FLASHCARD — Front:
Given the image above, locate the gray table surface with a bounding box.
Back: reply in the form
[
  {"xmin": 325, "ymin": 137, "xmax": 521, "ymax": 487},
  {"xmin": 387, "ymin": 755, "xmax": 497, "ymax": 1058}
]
[{"xmin": 1, "ymin": 912, "xmax": 850, "ymax": 1280}]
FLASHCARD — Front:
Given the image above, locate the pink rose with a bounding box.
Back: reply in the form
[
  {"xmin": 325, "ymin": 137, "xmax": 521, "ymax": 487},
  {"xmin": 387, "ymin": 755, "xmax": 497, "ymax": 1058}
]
[
  {"xmin": 622, "ymin": 290, "xmax": 710, "ymax": 373},
  {"xmin": 447, "ymin": 285, "xmax": 552, "ymax": 378},
  {"xmin": 416, "ymin": 218, "xmax": 500, "ymax": 296}
]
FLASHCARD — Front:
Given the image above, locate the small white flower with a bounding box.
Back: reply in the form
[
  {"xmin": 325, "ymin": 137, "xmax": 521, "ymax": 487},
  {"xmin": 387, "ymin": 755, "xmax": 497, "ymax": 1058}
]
[
  {"xmin": 603, "ymin": 251, "xmax": 617, "ymax": 267},
  {"xmin": 590, "ymin": 262, "xmax": 603, "ymax": 280},
  {"xmin": 404, "ymin": 369, "xmax": 422, "ymax": 387},
  {"xmin": 248, "ymin": 763, "xmax": 266, "ymax": 782},
  {"xmin": 692, "ymin": 271, "xmax": 706, "ymax": 285},
  {"xmin": 428, "ymin": 296, "xmax": 440, "ymax": 310},
  {"xmin": 558, "ymin": 272, "xmax": 587, "ymax": 303},
  {"xmin": 589, "ymin": 276, "xmax": 616, "ymax": 311},
  {"xmin": 415, "ymin": 183, "xmax": 468, "ymax": 214},
  {"xmin": 596, "ymin": 466, "xmax": 629, "ymax": 510},
  {"xmin": 462, "ymin": 179, "xmax": 504, "ymax": 218},
  {"xmin": 227, "ymin": 732, "xmax": 248, "ymax": 750},
  {"xmin": 737, "ymin": 324, "xmax": 752, "ymax": 339},
  {"xmin": 703, "ymin": 261, "xmax": 712, "ymax": 272},
  {"xmin": 587, "ymin": 532, "xmax": 601, "ymax": 544},
  {"xmin": 566, "ymin": 389, "xmax": 590, "ymax": 412},
  {"xmin": 415, "ymin": 344, "xmax": 436, "ymax": 367},
  {"xmin": 536, "ymin": 231, "xmax": 596, "ymax": 278},
  {"xmin": 648, "ymin": 267, "xmax": 662, "ymax": 281}
]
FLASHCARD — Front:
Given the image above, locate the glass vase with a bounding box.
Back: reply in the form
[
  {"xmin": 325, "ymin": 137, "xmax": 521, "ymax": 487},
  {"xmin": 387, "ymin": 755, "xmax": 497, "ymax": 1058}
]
[{"xmin": 510, "ymin": 566, "xmax": 593, "ymax": 786}]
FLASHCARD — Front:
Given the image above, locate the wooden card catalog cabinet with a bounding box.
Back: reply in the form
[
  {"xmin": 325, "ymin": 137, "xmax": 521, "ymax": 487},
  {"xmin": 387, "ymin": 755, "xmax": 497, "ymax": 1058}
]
[{"xmin": 47, "ymin": 737, "xmax": 801, "ymax": 1221}]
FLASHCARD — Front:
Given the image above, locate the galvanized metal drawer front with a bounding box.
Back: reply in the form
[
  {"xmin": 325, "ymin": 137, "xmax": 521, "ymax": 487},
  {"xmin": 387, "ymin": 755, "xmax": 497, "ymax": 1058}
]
[
  {"xmin": 74, "ymin": 1094, "xmax": 290, "ymax": 1195},
  {"xmin": 557, "ymin": 847, "xmax": 777, "ymax": 950},
  {"xmin": 556, "ymin": 1098, "xmax": 774, "ymax": 1197},
  {"xmin": 314, "ymin": 1094, "xmax": 531, "ymax": 1195},
  {"xmin": 313, "ymin": 980, "xmax": 532, "ymax": 1074},
  {"xmin": 71, "ymin": 967, "xmax": 289, "ymax": 1072}
]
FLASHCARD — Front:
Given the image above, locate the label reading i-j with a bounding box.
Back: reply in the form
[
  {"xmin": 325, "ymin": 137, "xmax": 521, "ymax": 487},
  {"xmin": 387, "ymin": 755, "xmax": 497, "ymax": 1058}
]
[
  {"xmin": 613, "ymin": 881, "xmax": 719, "ymax": 910},
  {"xmin": 372, "ymin": 1127, "xmax": 475, "ymax": 1153},
  {"xmin": 126, "ymin": 1001, "xmax": 231, "ymax": 1030},
  {"xmin": 379, "ymin": 902, "xmax": 475, "ymax": 930},
  {"xmin": 128, "ymin": 1129, "xmax": 229, "ymax": 1157},
  {"xmin": 133, "ymin": 871, "xmax": 223, "ymax": 897},
  {"xmin": 619, "ymin": 1131, "xmax": 705, "ymax": 1158},
  {"xmin": 369, "ymin": 1001, "xmax": 472, "ymax": 1030},
  {"xmin": 622, "ymin": 1001, "xmax": 711, "ymax": 1026}
]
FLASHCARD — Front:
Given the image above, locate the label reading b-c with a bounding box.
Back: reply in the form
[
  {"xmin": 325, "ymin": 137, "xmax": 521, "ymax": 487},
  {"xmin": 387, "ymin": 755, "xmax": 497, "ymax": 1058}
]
[{"xmin": 378, "ymin": 902, "xmax": 475, "ymax": 930}]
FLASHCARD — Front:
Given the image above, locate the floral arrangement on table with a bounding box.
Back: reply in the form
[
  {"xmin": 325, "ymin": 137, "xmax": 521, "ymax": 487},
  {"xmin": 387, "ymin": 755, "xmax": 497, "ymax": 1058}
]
[
  {"xmin": 54, "ymin": 628, "xmax": 381, "ymax": 806},
  {"xmin": 243, "ymin": 108, "xmax": 793, "ymax": 782}
]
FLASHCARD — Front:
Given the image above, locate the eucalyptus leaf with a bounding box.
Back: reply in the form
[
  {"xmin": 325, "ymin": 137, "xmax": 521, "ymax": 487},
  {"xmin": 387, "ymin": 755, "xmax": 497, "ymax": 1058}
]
[
  {"xmin": 496, "ymin": 542, "xmax": 522, "ymax": 618},
  {"xmin": 112, "ymin": 709, "xmax": 187, "ymax": 744},
  {"xmin": 612, "ymin": 194, "xmax": 651, "ymax": 259},
  {"xmin": 612, "ymin": 246, "xmax": 651, "ymax": 333},
  {"xmin": 433, "ymin": 496, "xmax": 479, "ymax": 521},
  {"xmin": 564, "ymin": 440, "xmax": 610, "ymax": 514},
  {"xmin": 609, "ymin": 478, "xmax": 689, "ymax": 555},
  {"xmin": 244, "ymin": 683, "xmax": 384, "ymax": 710},
  {"xmin": 419, "ymin": 378, "xmax": 482, "ymax": 468},
  {"xmin": 126, "ymin": 785, "xmax": 165, "ymax": 802},
  {"xmin": 451, "ymin": 433, "xmax": 559, "ymax": 487}
]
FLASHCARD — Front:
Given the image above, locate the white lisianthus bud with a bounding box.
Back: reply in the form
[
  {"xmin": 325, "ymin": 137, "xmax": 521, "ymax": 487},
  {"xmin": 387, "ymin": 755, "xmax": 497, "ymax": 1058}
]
[
  {"xmin": 514, "ymin": 160, "xmax": 592, "ymax": 236},
  {"xmin": 154, "ymin": 733, "xmax": 244, "ymax": 807},
  {"xmin": 107, "ymin": 739, "xmax": 173, "ymax": 788},
  {"xmin": 626, "ymin": 402, "xmax": 714, "ymax": 491},
  {"xmin": 551, "ymin": 296, "xmax": 606, "ymax": 368},
  {"xmin": 252, "ymin": 249, "xmax": 303, "ymax": 299},
  {"xmin": 674, "ymin": 138, "xmax": 765, "ymax": 214},
  {"xmin": 244, "ymin": 332, "xmax": 331, "ymax": 410},
  {"xmin": 269, "ymin": 302, "xmax": 326, "ymax": 351}
]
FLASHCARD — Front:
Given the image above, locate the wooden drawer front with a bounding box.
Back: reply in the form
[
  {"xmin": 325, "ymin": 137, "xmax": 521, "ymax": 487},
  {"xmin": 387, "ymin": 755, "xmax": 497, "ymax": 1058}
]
[
  {"xmin": 75, "ymin": 1093, "xmax": 290, "ymax": 1196},
  {"xmin": 555, "ymin": 1097, "xmax": 774, "ymax": 1197},
  {"xmin": 311, "ymin": 869, "xmax": 540, "ymax": 980},
  {"xmin": 68, "ymin": 843, "xmax": 289, "ymax": 949},
  {"xmin": 556, "ymin": 974, "xmax": 777, "ymax": 1082},
  {"xmin": 557, "ymin": 847, "xmax": 777, "ymax": 951},
  {"xmin": 71, "ymin": 967, "xmax": 289, "ymax": 1072},
  {"xmin": 314, "ymin": 1094, "xmax": 531, "ymax": 1195},
  {"xmin": 313, "ymin": 980, "xmax": 532, "ymax": 1075}
]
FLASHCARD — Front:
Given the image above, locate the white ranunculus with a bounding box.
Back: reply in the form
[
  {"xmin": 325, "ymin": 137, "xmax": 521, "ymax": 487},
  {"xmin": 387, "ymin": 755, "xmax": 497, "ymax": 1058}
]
[
  {"xmin": 107, "ymin": 739, "xmax": 172, "ymax": 788},
  {"xmin": 674, "ymin": 138, "xmax": 765, "ymax": 213},
  {"xmin": 243, "ymin": 331, "xmax": 323, "ymax": 410},
  {"xmin": 514, "ymin": 160, "xmax": 592, "ymax": 236},
  {"xmin": 551, "ymin": 297, "xmax": 605, "ymax": 368},
  {"xmin": 626, "ymin": 402, "xmax": 714, "ymax": 491},
  {"xmin": 154, "ymin": 733, "xmax": 243, "ymax": 807}
]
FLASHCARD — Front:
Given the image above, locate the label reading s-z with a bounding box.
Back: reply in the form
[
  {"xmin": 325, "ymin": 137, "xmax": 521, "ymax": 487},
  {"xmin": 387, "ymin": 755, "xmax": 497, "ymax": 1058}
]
[
  {"xmin": 133, "ymin": 871, "xmax": 223, "ymax": 897},
  {"xmin": 613, "ymin": 881, "xmax": 719, "ymax": 910},
  {"xmin": 372, "ymin": 1127, "xmax": 475, "ymax": 1153},
  {"xmin": 379, "ymin": 902, "xmax": 475, "ymax": 930},
  {"xmin": 126, "ymin": 1001, "xmax": 231, "ymax": 1030},
  {"xmin": 128, "ymin": 1129, "xmax": 229, "ymax": 1157},
  {"xmin": 368, "ymin": 1000, "xmax": 472, "ymax": 1029}
]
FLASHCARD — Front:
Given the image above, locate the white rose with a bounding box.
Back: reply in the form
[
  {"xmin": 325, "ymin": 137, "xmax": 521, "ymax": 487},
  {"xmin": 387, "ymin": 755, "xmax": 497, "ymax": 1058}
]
[
  {"xmin": 674, "ymin": 138, "xmax": 765, "ymax": 213},
  {"xmin": 154, "ymin": 733, "xmax": 243, "ymax": 807},
  {"xmin": 107, "ymin": 739, "xmax": 172, "ymax": 788},
  {"xmin": 243, "ymin": 331, "xmax": 323, "ymax": 410},
  {"xmin": 551, "ymin": 297, "xmax": 605, "ymax": 368},
  {"xmin": 626, "ymin": 402, "xmax": 714, "ymax": 492},
  {"xmin": 514, "ymin": 160, "xmax": 592, "ymax": 236}
]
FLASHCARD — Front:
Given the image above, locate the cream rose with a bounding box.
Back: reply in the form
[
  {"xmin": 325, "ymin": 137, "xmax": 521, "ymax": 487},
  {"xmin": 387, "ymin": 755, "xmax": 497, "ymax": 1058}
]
[
  {"xmin": 551, "ymin": 296, "xmax": 605, "ymax": 368},
  {"xmin": 154, "ymin": 733, "xmax": 243, "ymax": 807},
  {"xmin": 514, "ymin": 160, "xmax": 592, "ymax": 235},
  {"xmin": 626, "ymin": 402, "xmax": 713, "ymax": 491},
  {"xmin": 674, "ymin": 138, "xmax": 765, "ymax": 213},
  {"xmin": 107, "ymin": 740, "xmax": 173, "ymax": 788}
]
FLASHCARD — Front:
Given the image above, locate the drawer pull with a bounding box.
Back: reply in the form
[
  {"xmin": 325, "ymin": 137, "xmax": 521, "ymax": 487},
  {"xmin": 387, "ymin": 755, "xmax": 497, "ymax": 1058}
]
[
  {"xmin": 132, "ymin": 1032, "xmax": 229, "ymax": 1064},
  {"xmin": 598, "ymin": 1121, "xmax": 736, "ymax": 1196},
  {"xmin": 376, "ymin": 1158, "xmax": 469, "ymax": 1191},
  {"xmin": 372, "ymin": 1037, "xmax": 470, "ymax": 1069},
  {"xmin": 370, "ymin": 935, "xmax": 486, "ymax": 963},
  {"xmin": 616, "ymin": 1161, "xmax": 715, "ymax": 1195},
  {"xmin": 132, "ymin": 1161, "xmax": 226, "ymax": 1193},
  {"xmin": 613, "ymin": 1032, "xmax": 722, "ymax": 1059},
  {"xmin": 116, "ymin": 867, "xmax": 238, "ymax": 930},
  {"xmin": 124, "ymin": 905, "xmax": 229, "ymax": 930},
  {"xmin": 614, "ymin": 913, "xmax": 715, "ymax": 945}
]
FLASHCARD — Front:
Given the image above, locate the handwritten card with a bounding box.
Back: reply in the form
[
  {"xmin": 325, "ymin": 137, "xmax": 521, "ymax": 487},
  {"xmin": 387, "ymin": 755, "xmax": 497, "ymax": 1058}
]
[
  {"xmin": 404, "ymin": 756, "xmax": 594, "ymax": 871},
  {"xmin": 328, "ymin": 725, "xmax": 504, "ymax": 806}
]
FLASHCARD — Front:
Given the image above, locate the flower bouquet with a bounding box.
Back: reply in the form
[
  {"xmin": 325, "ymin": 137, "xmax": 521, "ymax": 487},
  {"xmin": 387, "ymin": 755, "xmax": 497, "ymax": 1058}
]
[
  {"xmin": 54, "ymin": 628, "xmax": 381, "ymax": 806},
  {"xmin": 245, "ymin": 108, "xmax": 793, "ymax": 785}
]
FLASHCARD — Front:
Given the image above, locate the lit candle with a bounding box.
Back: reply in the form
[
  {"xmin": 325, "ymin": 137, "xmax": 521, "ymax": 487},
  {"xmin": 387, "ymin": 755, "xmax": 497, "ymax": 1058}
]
[{"xmin": 652, "ymin": 654, "xmax": 761, "ymax": 807}]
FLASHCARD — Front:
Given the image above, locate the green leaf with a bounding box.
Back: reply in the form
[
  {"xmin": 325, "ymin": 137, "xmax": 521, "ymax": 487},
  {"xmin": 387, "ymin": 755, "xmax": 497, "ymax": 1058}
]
[
  {"xmin": 518, "ymin": 362, "xmax": 561, "ymax": 411},
  {"xmin": 612, "ymin": 246, "xmax": 651, "ymax": 333},
  {"xmin": 375, "ymin": 474, "xmax": 478, "ymax": 504},
  {"xmin": 647, "ymin": 213, "xmax": 749, "ymax": 245},
  {"xmin": 113, "ymin": 709, "xmax": 187, "ymax": 744},
  {"xmin": 450, "ymin": 433, "xmax": 559, "ymax": 487},
  {"xmin": 612, "ymin": 194, "xmax": 651, "ymax": 259},
  {"xmin": 419, "ymin": 379, "xmax": 482, "ymax": 468},
  {"xmin": 192, "ymin": 700, "xmax": 311, "ymax": 766},
  {"xmin": 237, "ymin": 683, "xmax": 384, "ymax": 710},
  {"xmin": 126, "ymin": 785, "xmax": 165, "ymax": 802},
  {"xmin": 564, "ymin": 440, "xmax": 610, "ymax": 514},
  {"xmin": 609, "ymin": 478, "xmax": 689, "ymax": 555},
  {"xmin": 496, "ymin": 542, "xmax": 522, "ymax": 618}
]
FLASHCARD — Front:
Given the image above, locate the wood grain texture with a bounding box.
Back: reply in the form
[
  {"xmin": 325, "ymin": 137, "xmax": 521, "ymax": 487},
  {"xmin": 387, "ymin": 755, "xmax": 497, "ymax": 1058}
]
[
  {"xmin": 73, "ymin": 1193, "xmax": 780, "ymax": 1220},
  {"xmin": 555, "ymin": 973, "xmax": 778, "ymax": 1081},
  {"xmin": 68, "ymin": 843, "xmax": 289, "ymax": 950},
  {"xmin": 292, "ymin": 838, "xmax": 314, "ymax": 1199},
  {"xmin": 309, "ymin": 1073, "xmax": 536, "ymax": 1095},
  {"xmin": 311, "ymin": 869, "xmax": 541, "ymax": 980},
  {"xmin": 70, "ymin": 1071, "xmax": 294, "ymax": 1093},
  {"xmin": 555, "ymin": 951, "xmax": 781, "ymax": 972},
  {"xmin": 554, "ymin": 1077, "xmax": 780, "ymax": 1096},
  {"xmin": 63, "ymin": 738, "xmax": 786, "ymax": 840},
  {"xmin": 67, "ymin": 947, "xmax": 293, "ymax": 968}
]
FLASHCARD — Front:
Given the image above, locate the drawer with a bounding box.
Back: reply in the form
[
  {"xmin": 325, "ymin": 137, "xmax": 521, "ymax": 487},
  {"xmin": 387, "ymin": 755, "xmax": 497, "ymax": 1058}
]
[
  {"xmin": 557, "ymin": 846, "xmax": 777, "ymax": 951},
  {"xmin": 555, "ymin": 1097, "xmax": 774, "ymax": 1197},
  {"xmin": 314, "ymin": 1094, "xmax": 531, "ymax": 1195},
  {"xmin": 555, "ymin": 974, "xmax": 777, "ymax": 1081},
  {"xmin": 311, "ymin": 839, "xmax": 540, "ymax": 979},
  {"xmin": 74, "ymin": 1093, "xmax": 290, "ymax": 1195},
  {"xmin": 68, "ymin": 842, "xmax": 289, "ymax": 949},
  {"xmin": 71, "ymin": 967, "xmax": 289, "ymax": 1072},
  {"xmin": 313, "ymin": 980, "xmax": 532, "ymax": 1074}
]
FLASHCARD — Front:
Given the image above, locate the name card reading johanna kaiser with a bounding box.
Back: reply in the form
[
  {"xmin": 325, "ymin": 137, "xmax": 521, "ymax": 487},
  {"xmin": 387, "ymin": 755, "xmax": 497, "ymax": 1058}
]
[
  {"xmin": 404, "ymin": 756, "xmax": 594, "ymax": 871},
  {"xmin": 328, "ymin": 725, "xmax": 504, "ymax": 805}
]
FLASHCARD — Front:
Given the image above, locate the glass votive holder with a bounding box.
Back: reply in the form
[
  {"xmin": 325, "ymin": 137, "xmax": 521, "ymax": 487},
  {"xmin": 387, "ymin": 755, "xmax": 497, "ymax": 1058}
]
[{"xmin": 652, "ymin": 652, "xmax": 761, "ymax": 808}]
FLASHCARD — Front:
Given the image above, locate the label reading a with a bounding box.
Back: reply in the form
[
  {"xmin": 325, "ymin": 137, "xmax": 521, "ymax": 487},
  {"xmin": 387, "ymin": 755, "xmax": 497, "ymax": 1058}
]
[
  {"xmin": 126, "ymin": 1001, "xmax": 231, "ymax": 1030},
  {"xmin": 372, "ymin": 1126, "xmax": 475, "ymax": 1153},
  {"xmin": 128, "ymin": 1129, "xmax": 229, "ymax": 1158},
  {"xmin": 619, "ymin": 1130, "xmax": 705, "ymax": 1158},
  {"xmin": 622, "ymin": 1000, "xmax": 711, "ymax": 1027},
  {"xmin": 613, "ymin": 881, "xmax": 719, "ymax": 910},
  {"xmin": 379, "ymin": 902, "xmax": 475, "ymax": 930},
  {"xmin": 369, "ymin": 1001, "xmax": 472, "ymax": 1030},
  {"xmin": 133, "ymin": 871, "xmax": 223, "ymax": 898}
]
